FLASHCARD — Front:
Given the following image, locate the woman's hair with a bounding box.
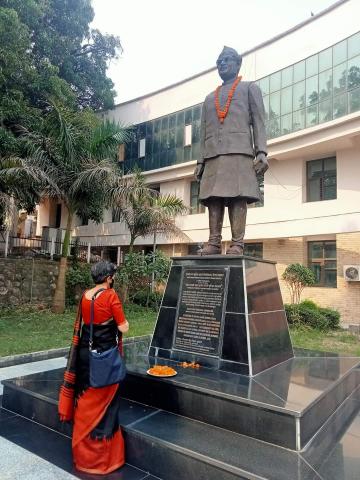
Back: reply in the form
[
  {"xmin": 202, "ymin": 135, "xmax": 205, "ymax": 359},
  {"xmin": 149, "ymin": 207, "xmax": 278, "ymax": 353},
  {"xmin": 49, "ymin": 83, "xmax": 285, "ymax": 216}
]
[{"xmin": 91, "ymin": 261, "xmax": 117, "ymax": 284}]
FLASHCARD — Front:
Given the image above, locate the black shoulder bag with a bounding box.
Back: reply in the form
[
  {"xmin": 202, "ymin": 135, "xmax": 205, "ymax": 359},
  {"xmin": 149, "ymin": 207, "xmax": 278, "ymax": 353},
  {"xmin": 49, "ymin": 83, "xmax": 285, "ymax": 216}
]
[{"xmin": 89, "ymin": 289, "xmax": 126, "ymax": 388}]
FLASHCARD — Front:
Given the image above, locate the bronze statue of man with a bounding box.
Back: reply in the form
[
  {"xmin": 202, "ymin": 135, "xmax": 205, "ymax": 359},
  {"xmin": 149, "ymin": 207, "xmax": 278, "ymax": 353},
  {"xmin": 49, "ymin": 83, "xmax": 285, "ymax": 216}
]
[{"xmin": 195, "ymin": 46, "xmax": 268, "ymax": 255}]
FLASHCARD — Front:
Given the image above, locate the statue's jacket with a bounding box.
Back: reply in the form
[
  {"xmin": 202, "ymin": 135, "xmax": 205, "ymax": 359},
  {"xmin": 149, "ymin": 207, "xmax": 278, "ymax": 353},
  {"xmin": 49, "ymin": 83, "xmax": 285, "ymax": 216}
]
[{"xmin": 200, "ymin": 81, "xmax": 268, "ymax": 162}]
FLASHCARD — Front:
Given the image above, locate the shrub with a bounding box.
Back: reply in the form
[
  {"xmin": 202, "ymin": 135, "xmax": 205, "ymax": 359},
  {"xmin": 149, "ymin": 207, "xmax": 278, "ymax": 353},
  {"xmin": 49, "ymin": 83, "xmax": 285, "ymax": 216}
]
[
  {"xmin": 285, "ymin": 304, "xmax": 301, "ymax": 325},
  {"xmin": 118, "ymin": 250, "xmax": 171, "ymax": 302},
  {"xmin": 132, "ymin": 289, "xmax": 163, "ymax": 310},
  {"xmin": 300, "ymin": 299, "xmax": 318, "ymax": 310},
  {"xmin": 319, "ymin": 307, "xmax": 340, "ymax": 329},
  {"xmin": 285, "ymin": 300, "xmax": 340, "ymax": 331},
  {"xmin": 282, "ymin": 263, "xmax": 316, "ymax": 304},
  {"xmin": 298, "ymin": 305, "xmax": 330, "ymax": 331},
  {"xmin": 66, "ymin": 263, "xmax": 93, "ymax": 305}
]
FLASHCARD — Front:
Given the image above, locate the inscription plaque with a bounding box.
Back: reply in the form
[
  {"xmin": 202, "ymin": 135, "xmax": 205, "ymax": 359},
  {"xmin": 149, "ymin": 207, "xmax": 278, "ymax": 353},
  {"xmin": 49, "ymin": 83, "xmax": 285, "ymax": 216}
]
[{"xmin": 174, "ymin": 268, "xmax": 227, "ymax": 355}]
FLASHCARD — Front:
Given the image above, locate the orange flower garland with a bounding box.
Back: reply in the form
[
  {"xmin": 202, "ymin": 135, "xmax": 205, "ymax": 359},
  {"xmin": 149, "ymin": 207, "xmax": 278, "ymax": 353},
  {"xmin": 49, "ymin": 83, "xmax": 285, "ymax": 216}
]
[{"xmin": 215, "ymin": 76, "xmax": 242, "ymax": 123}]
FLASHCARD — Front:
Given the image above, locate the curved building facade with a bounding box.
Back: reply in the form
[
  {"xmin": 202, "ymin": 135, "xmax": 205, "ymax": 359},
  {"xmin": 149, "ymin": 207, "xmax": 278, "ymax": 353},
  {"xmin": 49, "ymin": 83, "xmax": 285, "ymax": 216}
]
[{"xmin": 71, "ymin": 0, "xmax": 360, "ymax": 324}]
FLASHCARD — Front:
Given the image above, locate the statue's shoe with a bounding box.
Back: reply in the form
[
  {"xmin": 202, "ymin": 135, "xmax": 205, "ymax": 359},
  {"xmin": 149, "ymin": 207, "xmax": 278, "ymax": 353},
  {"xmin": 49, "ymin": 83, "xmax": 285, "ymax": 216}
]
[
  {"xmin": 199, "ymin": 244, "xmax": 221, "ymax": 255},
  {"xmin": 226, "ymin": 244, "xmax": 244, "ymax": 255}
]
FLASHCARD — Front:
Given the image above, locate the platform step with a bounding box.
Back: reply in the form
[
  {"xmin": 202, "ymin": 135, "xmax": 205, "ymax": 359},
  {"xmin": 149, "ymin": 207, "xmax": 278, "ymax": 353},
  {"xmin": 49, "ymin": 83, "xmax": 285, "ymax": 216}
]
[
  {"xmin": 2, "ymin": 369, "xmax": 360, "ymax": 480},
  {"xmin": 0, "ymin": 408, "xmax": 157, "ymax": 480}
]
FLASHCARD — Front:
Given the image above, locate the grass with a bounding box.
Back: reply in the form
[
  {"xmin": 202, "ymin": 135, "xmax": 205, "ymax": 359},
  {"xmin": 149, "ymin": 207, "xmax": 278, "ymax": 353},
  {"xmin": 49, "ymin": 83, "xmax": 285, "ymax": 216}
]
[
  {"xmin": 289, "ymin": 326, "xmax": 360, "ymax": 356},
  {"xmin": 0, "ymin": 306, "xmax": 359, "ymax": 358},
  {"xmin": 0, "ymin": 304, "xmax": 157, "ymax": 357}
]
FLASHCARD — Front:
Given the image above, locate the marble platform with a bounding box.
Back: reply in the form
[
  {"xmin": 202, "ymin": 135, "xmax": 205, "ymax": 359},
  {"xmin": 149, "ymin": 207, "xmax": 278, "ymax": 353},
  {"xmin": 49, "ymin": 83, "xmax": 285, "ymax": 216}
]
[{"xmin": 2, "ymin": 339, "xmax": 360, "ymax": 480}]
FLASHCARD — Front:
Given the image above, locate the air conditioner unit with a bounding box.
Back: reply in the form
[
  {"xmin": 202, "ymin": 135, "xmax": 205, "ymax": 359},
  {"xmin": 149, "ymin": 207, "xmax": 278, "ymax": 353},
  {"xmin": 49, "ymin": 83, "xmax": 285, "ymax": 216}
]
[{"xmin": 343, "ymin": 265, "xmax": 360, "ymax": 281}]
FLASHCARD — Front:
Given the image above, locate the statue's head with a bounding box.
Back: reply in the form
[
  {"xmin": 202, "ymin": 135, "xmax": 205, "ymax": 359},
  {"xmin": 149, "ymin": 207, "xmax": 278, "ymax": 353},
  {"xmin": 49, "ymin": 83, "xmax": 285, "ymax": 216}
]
[{"xmin": 216, "ymin": 46, "xmax": 242, "ymax": 82}]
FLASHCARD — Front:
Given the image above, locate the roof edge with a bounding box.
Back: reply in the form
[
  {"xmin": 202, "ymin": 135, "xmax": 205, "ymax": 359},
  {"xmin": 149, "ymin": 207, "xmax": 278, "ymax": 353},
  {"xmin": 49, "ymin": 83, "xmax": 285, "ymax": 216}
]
[{"xmin": 110, "ymin": 0, "xmax": 349, "ymax": 109}]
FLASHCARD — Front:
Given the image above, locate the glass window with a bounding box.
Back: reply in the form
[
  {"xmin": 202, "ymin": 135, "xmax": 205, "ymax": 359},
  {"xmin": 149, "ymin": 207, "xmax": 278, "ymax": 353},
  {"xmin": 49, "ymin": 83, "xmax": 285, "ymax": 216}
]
[
  {"xmin": 176, "ymin": 111, "xmax": 184, "ymax": 126},
  {"xmin": 333, "ymin": 93, "xmax": 347, "ymax": 118},
  {"xmin": 293, "ymin": 81, "xmax": 305, "ymax": 111},
  {"xmin": 293, "ymin": 109, "xmax": 305, "ymax": 131},
  {"xmin": 192, "ymin": 119, "xmax": 201, "ymax": 144},
  {"xmin": 281, "ymin": 66, "xmax": 293, "ymax": 88},
  {"xmin": 307, "ymin": 157, "xmax": 337, "ymax": 202},
  {"xmin": 190, "ymin": 181, "xmax": 205, "ymax": 214},
  {"xmin": 319, "ymin": 99, "xmax": 332, "ymax": 123},
  {"xmin": 333, "ymin": 40, "xmax": 347, "ymax": 66},
  {"xmin": 306, "ymin": 76, "xmax": 319, "ymax": 106},
  {"xmin": 161, "ymin": 119, "xmax": 168, "ymax": 135},
  {"xmin": 348, "ymin": 32, "xmax": 360, "ymax": 59},
  {"xmin": 176, "ymin": 125, "xmax": 184, "ymax": 148},
  {"xmin": 308, "ymin": 241, "xmax": 337, "ymax": 287},
  {"xmin": 185, "ymin": 108, "xmax": 192, "ymax": 125},
  {"xmin": 347, "ymin": 55, "xmax": 360, "ymax": 90},
  {"xmin": 281, "ymin": 86, "xmax": 292, "ymax": 115},
  {"xmin": 138, "ymin": 138, "xmax": 146, "ymax": 158},
  {"xmin": 306, "ymin": 54, "xmax": 318, "ymax": 78},
  {"xmin": 293, "ymin": 60, "xmax": 305, "ymax": 83},
  {"xmin": 270, "ymin": 71, "xmax": 281, "ymax": 92},
  {"xmin": 259, "ymin": 77, "xmax": 270, "ymax": 95},
  {"xmin": 319, "ymin": 69, "xmax": 332, "ymax": 101},
  {"xmin": 193, "ymin": 105, "xmax": 202, "ymax": 121},
  {"xmin": 266, "ymin": 116, "xmax": 280, "ymax": 139},
  {"xmin": 306, "ymin": 104, "xmax": 318, "ymax": 127},
  {"xmin": 281, "ymin": 113, "xmax": 292, "ymax": 135},
  {"xmin": 262, "ymin": 94, "xmax": 269, "ymax": 120},
  {"xmin": 319, "ymin": 48, "xmax": 332, "ymax": 72},
  {"xmin": 269, "ymin": 91, "xmax": 280, "ymax": 117},
  {"xmin": 244, "ymin": 243, "xmax": 263, "ymax": 258},
  {"xmin": 349, "ymin": 87, "xmax": 360, "ymax": 113},
  {"xmin": 333, "ymin": 61, "xmax": 347, "ymax": 95}
]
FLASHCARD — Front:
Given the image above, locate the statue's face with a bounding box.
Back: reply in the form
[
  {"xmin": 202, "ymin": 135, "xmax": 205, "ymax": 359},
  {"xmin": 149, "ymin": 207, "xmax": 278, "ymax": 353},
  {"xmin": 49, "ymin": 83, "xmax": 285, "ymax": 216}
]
[{"xmin": 216, "ymin": 53, "xmax": 240, "ymax": 82}]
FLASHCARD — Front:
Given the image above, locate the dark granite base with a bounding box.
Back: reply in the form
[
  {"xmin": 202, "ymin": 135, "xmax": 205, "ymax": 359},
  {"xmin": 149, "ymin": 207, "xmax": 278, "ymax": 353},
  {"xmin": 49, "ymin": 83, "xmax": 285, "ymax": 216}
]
[
  {"xmin": 0, "ymin": 408, "xmax": 155, "ymax": 480},
  {"xmin": 2, "ymin": 370, "xmax": 360, "ymax": 480},
  {"xmin": 1, "ymin": 339, "xmax": 360, "ymax": 480}
]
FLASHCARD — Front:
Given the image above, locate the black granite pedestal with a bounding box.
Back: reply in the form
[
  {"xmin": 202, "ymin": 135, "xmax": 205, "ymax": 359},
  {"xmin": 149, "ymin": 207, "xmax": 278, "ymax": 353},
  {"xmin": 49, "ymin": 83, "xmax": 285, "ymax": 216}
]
[{"xmin": 150, "ymin": 255, "xmax": 293, "ymax": 375}]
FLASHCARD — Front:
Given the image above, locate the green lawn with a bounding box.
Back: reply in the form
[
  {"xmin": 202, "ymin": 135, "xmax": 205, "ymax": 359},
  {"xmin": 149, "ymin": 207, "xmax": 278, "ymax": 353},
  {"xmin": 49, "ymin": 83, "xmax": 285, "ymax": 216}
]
[
  {"xmin": 0, "ymin": 304, "xmax": 157, "ymax": 357},
  {"xmin": 0, "ymin": 306, "xmax": 359, "ymax": 358},
  {"xmin": 289, "ymin": 326, "xmax": 360, "ymax": 356}
]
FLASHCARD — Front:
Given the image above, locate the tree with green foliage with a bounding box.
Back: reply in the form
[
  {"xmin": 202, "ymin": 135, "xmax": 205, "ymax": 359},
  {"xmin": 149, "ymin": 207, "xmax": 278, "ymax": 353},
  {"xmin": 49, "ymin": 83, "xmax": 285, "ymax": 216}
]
[
  {"xmin": 0, "ymin": 0, "xmax": 122, "ymax": 193},
  {"xmin": 111, "ymin": 169, "xmax": 188, "ymax": 253},
  {"xmin": 0, "ymin": 0, "xmax": 121, "ymax": 111},
  {"xmin": 282, "ymin": 263, "xmax": 316, "ymax": 304},
  {"xmin": 118, "ymin": 250, "xmax": 171, "ymax": 306},
  {"xmin": 0, "ymin": 103, "xmax": 130, "ymax": 313}
]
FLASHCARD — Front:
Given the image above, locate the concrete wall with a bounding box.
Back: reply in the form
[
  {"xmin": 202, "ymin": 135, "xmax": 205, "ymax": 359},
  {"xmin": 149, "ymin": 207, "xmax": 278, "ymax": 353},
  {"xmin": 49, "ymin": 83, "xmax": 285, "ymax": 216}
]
[{"xmin": 0, "ymin": 259, "xmax": 58, "ymax": 307}]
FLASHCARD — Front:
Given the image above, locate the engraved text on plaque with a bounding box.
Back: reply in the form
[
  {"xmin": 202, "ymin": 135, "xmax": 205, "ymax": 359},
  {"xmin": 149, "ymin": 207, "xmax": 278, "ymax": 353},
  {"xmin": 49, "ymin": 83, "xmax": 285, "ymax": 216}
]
[{"xmin": 174, "ymin": 268, "xmax": 226, "ymax": 355}]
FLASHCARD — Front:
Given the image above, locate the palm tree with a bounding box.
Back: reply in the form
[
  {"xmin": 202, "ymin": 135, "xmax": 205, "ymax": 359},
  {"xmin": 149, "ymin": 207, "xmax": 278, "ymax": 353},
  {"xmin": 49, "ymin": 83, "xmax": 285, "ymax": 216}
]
[
  {"xmin": 111, "ymin": 169, "xmax": 188, "ymax": 253},
  {"xmin": 1, "ymin": 103, "xmax": 131, "ymax": 313}
]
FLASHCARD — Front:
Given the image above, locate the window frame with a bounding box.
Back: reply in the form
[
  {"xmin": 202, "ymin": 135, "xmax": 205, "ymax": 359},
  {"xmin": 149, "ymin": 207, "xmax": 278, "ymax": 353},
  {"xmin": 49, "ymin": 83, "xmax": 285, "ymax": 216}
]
[
  {"xmin": 308, "ymin": 240, "xmax": 337, "ymax": 288},
  {"xmin": 306, "ymin": 156, "xmax": 337, "ymax": 202}
]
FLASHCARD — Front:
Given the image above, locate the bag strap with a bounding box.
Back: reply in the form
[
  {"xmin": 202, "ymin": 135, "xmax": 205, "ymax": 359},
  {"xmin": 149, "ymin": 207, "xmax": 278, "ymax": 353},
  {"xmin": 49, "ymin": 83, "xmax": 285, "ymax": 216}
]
[{"xmin": 89, "ymin": 288, "xmax": 107, "ymax": 351}]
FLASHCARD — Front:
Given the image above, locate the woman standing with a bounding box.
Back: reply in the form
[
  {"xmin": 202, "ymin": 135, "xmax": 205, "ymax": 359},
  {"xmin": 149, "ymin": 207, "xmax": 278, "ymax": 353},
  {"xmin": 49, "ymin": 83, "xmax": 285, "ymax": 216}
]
[{"xmin": 59, "ymin": 261, "xmax": 129, "ymax": 475}]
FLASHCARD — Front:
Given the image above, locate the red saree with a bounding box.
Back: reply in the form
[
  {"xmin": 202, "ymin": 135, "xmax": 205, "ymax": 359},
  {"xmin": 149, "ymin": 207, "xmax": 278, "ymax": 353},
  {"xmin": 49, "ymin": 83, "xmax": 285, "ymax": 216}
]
[{"xmin": 59, "ymin": 290, "xmax": 126, "ymax": 474}]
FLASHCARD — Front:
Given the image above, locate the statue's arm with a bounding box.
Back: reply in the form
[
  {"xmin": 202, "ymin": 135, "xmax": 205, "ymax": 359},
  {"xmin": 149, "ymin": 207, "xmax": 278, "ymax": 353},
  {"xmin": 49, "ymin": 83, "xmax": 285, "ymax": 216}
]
[{"xmin": 248, "ymin": 83, "xmax": 268, "ymax": 157}]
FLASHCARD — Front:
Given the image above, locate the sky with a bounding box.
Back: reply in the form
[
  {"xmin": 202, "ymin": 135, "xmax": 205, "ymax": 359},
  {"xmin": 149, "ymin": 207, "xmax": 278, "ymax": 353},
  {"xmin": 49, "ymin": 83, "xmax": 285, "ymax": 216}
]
[{"xmin": 92, "ymin": 0, "xmax": 337, "ymax": 104}]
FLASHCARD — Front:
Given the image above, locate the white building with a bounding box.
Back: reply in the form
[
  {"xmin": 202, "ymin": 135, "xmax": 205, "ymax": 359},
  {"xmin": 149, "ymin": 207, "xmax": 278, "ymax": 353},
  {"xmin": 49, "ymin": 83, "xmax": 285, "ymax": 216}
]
[{"xmin": 42, "ymin": 0, "xmax": 360, "ymax": 324}]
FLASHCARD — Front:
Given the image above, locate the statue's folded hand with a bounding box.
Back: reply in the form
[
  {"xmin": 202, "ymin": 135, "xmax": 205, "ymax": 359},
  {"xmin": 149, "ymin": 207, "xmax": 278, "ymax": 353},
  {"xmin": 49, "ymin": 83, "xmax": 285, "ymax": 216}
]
[
  {"xmin": 253, "ymin": 154, "xmax": 269, "ymax": 175},
  {"xmin": 194, "ymin": 163, "xmax": 205, "ymax": 182}
]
